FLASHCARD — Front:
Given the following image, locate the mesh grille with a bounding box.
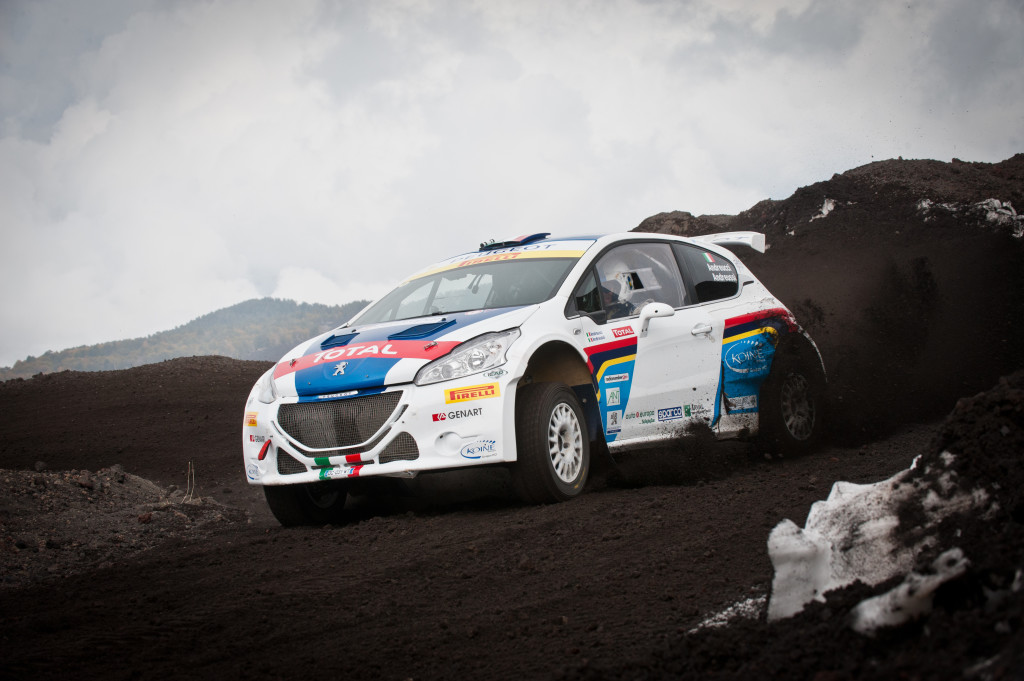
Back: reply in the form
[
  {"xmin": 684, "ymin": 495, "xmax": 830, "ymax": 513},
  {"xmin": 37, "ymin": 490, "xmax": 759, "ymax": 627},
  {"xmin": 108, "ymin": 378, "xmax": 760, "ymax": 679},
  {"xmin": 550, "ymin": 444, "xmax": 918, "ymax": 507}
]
[
  {"xmin": 277, "ymin": 392, "xmax": 403, "ymax": 450},
  {"xmin": 379, "ymin": 432, "xmax": 419, "ymax": 464},
  {"xmin": 277, "ymin": 450, "xmax": 307, "ymax": 475}
]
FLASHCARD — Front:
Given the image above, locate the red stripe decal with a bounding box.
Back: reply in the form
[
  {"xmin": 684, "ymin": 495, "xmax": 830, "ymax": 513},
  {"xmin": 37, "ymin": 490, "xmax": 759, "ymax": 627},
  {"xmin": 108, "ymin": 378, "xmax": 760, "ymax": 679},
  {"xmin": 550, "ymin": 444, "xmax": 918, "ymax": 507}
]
[
  {"xmin": 274, "ymin": 340, "xmax": 461, "ymax": 379},
  {"xmin": 583, "ymin": 336, "xmax": 638, "ymax": 358},
  {"xmin": 724, "ymin": 308, "xmax": 795, "ymax": 330}
]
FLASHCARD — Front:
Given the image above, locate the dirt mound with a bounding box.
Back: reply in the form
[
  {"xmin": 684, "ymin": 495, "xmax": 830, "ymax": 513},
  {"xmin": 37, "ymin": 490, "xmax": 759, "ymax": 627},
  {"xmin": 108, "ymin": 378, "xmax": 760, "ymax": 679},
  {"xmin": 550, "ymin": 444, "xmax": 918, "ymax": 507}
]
[
  {"xmin": 635, "ymin": 153, "xmax": 1024, "ymax": 440},
  {"xmin": 0, "ymin": 465, "xmax": 248, "ymax": 588},
  {"xmin": 0, "ymin": 355, "xmax": 271, "ymax": 493}
]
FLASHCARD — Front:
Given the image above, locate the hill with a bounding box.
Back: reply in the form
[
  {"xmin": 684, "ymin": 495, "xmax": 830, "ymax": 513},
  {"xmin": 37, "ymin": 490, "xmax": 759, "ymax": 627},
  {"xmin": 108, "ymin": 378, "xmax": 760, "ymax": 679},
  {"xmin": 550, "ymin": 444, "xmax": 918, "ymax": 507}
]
[
  {"xmin": 634, "ymin": 153, "xmax": 1024, "ymax": 438},
  {"xmin": 0, "ymin": 297, "xmax": 368, "ymax": 380}
]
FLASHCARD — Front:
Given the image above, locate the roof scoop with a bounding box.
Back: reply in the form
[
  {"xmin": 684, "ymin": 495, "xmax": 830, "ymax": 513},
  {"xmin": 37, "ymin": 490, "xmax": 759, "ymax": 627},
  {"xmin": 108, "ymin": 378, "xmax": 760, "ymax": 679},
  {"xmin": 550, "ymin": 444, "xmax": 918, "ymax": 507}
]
[
  {"xmin": 320, "ymin": 332, "xmax": 359, "ymax": 350},
  {"xmin": 388, "ymin": 319, "xmax": 456, "ymax": 340}
]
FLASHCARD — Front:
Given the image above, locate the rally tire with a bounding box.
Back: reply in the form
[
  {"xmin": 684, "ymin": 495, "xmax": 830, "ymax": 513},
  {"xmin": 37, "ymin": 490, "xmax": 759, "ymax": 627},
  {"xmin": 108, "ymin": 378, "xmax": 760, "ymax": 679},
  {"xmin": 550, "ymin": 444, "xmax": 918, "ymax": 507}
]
[
  {"xmin": 263, "ymin": 481, "xmax": 348, "ymax": 527},
  {"xmin": 758, "ymin": 349, "xmax": 824, "ymax": 454},
  {"xmin": 512, "ymin": 382, "xmax": 590, "ymax": 504}
]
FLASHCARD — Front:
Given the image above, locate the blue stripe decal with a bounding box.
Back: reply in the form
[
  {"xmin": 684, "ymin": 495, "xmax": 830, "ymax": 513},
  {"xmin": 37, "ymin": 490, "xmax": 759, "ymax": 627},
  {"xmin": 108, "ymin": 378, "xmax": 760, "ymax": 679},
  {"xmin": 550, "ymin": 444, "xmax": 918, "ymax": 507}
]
[{"xmin": 291, "ymin": 307, "xmax": 522, "ymax": 397}]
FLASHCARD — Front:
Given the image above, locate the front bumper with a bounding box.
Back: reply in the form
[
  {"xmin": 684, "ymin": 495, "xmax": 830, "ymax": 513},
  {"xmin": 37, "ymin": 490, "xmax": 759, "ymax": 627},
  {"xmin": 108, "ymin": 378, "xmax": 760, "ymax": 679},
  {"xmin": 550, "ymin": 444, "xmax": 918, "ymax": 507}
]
[{"xmin": 242, "ymin": 374, "xmax": 518, "ymax": 486}]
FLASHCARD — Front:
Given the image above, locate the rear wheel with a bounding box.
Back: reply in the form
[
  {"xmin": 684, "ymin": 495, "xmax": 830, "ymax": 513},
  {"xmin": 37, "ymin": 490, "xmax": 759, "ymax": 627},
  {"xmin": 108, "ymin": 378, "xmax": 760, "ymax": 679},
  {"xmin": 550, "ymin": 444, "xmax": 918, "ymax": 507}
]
[
  {"xmin": 759, "ymin": 350, "xmax": 824, "ymax": 454},
  {"xmin": 263, "ymin": 481, "xmax": 348, "ymax": 526},
  {"xmin": 512, "ymin": 382, "xmax": 590, "ymax": 504}
]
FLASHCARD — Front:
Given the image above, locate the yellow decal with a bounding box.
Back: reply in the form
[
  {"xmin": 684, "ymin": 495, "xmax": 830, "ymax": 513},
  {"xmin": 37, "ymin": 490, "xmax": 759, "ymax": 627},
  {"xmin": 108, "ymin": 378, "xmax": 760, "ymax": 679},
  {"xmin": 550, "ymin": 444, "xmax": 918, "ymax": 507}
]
[
  {"xmin": 244, "ymin": 411, "xmax": 258, "ymax": 428},
  {"xmin": 722, "ymin": 326, "xmax": 779, "ymax": 345},
  {"xmin": 445, "ymin": 383, "xmax": 500, "ymax": 404},
  {"xmin": 410, "ymin": 250, "xmax": 586, "ymax": 280}
]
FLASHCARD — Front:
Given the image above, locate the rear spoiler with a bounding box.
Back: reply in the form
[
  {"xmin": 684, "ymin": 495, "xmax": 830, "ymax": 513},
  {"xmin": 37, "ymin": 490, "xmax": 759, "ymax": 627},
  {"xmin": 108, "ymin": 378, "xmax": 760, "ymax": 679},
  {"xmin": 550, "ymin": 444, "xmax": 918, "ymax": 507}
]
[{"xmin": 692, "ymin": 231, "xmax": 766, "ymax": 254}]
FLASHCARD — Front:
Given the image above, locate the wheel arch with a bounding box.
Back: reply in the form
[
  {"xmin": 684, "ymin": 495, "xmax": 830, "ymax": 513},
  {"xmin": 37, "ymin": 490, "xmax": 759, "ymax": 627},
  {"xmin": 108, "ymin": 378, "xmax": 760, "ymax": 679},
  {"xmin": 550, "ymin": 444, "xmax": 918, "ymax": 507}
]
[
  {"xmin": 518, "ymin": 340, "xmax": 602, "ymax": 443},
  {"xmin": 773, "ymin": 329, "xmax": 826, "ymax": 386}
]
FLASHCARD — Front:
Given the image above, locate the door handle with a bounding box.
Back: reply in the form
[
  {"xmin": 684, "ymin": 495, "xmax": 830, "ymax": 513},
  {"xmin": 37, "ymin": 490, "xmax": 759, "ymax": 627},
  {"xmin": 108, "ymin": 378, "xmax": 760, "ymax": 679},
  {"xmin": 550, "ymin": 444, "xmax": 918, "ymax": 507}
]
[{"xmin": 690, "ymin": 322, "xmax": 713, "ymax": 337}]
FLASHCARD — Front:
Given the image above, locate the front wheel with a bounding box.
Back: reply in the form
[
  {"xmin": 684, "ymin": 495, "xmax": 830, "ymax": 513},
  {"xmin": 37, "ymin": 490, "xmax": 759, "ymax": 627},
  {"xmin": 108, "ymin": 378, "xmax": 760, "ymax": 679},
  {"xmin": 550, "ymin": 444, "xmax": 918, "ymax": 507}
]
[
  {"xmin": 512, "ymin": 382, "xmax": 590, "ymax": 504},
  {"xmin": 263, "ymin": 481, "xmax": 349, "ymax": 526},
  {"xmin": 758, "ymin": 351, "xmax": 824, "ymax": 454}
]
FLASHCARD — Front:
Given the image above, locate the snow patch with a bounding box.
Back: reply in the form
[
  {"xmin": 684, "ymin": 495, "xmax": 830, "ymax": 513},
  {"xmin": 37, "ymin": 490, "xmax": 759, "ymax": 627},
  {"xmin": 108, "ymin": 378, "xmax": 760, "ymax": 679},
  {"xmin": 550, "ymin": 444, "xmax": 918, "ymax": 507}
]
[
  {"xmin": 916, "ymin": 197, "xmax": 1022, "ymax": 237},
  {"xmin": 849, "ymin": 548, "xmax": 968, "ymax": 636},
  {"xmin": 689, "ymin": 594, "xmax": 767, "ymax": 633},
  {"xmin": 766, "ymin": 450, "xmax": 992, "ymax": 626},
  {"xmin": 810, "ymin": 198, "xmax": 836, "ymax": 221}
]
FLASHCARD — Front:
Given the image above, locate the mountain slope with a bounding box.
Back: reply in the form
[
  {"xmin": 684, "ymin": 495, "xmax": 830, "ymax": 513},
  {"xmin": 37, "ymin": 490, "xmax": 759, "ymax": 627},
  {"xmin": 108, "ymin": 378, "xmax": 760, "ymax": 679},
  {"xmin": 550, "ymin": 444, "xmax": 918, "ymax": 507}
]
[{"xmin": 0, "ymin": 297, "xmax": 368, "ymax": 380}]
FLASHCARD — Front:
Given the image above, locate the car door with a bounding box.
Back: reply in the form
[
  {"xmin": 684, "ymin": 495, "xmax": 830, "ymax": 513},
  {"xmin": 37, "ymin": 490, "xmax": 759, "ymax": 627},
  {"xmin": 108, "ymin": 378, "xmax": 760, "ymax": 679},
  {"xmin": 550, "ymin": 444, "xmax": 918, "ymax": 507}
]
[
  {"xmin": 568, "ymin": 241, "xmax": 723, "ymax": 444},
  {"xmin": 672, "ymin": 242, "xmax": 751, "ymax": 428}
]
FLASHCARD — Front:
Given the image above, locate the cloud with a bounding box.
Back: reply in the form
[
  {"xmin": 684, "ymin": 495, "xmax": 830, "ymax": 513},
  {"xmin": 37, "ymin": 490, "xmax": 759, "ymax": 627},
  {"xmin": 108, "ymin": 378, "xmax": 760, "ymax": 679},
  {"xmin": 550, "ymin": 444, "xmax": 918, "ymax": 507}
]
[
  {"xmin": 1, "ymin": 0, "xmax": 1022, "ymax": 366},
  {"xmin": 271, "ymin": 266, "xmax": 384, "ymax": 308}
]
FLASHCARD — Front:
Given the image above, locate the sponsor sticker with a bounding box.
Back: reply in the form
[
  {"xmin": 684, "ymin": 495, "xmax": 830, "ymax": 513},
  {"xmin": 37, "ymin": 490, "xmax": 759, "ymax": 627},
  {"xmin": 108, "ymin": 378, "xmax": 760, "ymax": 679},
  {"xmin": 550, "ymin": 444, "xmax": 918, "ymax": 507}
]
[
  {"xmin": 724, "ymin": 339, "xmax": 770, "ymax": 375},
  {"xmin": 411, "ymin": 243, "xmax": 591, "ymax": 280},
  {"xmin": 249, "ymin": 434, "xmax": 267, "ymax": 443},
  {"xmin": 685, "ymin": 403, "xmax": 711, "ymax": 418},
  {"xmin": 657, "ymin": 406, "xmax": 684, "ymax": 422},
  {"xmin": 606, "ymin": 387, "xmax": 621, "ymax": 407},
  {"xmin": 315, "ymin": 345, "xmax": 398, "ymax": 362},
  {"xmin": 624, "ymin": 410, "xmax": 655, "ymax": 421},
  {"xmin": 484, "ymin": 368, "xmax": 508, "ymax": 378},
  {"xmin": 246, "ymin": 463, "xmax": 260, "ymax": 481},
  {"xmin": 728, "ymin": 395, "xmax": 758, "ymax": 410},
  {"xmin": 460, "ymin": 439, "xmax": 498, "ymax": 459},
  {"xmin": 585, "ymin": 331, "xmax": 606, "ymax": 343},
  {"xmin": 445, "ymin": 383, "xmax": 500, "ymax": 404},
  {"xmin": 607, "ymin": 410, "xmax": 622, "ymax": 433},
  {"xmin": 432, "ymin": 407, "xmax": 483, "ymax": 422},
  {"xmin": 317, "ymin": 390, "xmax": 359, "ymax": 400},
  {"xmin": 612, "ymin": 326, "xmax": 635, "ymax": 338},
  {"xmin": 604, "ymin": 373, "xmax": 629, "ymax": 384},
  {"xmin": 244, "ymin": 411, "xmax": 258, "ymax": 428}
]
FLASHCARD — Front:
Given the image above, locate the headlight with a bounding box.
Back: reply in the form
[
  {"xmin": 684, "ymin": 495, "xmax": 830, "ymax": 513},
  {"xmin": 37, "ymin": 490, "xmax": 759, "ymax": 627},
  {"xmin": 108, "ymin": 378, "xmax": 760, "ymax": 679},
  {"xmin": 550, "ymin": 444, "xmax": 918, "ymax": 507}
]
[
  {"xmin": 256, "ymin": 368, "xmax": 279, "ymax": 404},
  {"xmin": 414, "ymin": 329, "xmax": 521, "ymax": 385}
]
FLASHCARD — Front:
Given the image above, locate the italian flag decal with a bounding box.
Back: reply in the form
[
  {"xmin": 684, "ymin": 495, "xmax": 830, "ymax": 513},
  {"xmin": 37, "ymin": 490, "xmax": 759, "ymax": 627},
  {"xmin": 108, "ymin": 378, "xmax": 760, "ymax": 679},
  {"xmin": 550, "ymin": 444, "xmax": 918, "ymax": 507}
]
[{"xmin": 703, "ymin": 253, "xmax": 716, "ymax": 263}]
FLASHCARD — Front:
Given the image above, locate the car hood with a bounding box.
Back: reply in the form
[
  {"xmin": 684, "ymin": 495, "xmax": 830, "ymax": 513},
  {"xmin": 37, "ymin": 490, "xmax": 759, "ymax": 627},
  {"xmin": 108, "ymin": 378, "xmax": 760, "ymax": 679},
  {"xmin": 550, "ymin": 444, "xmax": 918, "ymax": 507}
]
[{"xmin": 270, "ymin": 306, "xmax": 537, "ymax": 400}]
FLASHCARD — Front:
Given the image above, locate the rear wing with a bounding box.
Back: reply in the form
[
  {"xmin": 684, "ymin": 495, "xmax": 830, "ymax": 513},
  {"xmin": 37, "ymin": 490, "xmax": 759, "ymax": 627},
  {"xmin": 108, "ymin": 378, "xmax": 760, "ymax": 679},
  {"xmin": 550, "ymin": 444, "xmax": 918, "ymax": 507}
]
[{"xmin": 692, "ymin": 231, "xmax": 766, "ymax": 254}]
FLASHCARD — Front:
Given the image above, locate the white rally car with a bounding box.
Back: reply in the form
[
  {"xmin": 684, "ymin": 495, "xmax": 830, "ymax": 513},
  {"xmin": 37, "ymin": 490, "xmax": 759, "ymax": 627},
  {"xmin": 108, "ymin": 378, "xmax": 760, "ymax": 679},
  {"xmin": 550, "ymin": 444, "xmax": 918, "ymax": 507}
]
[{"xmin": 243, "ymin": 231, "xmax": 825, "ymax": 525}]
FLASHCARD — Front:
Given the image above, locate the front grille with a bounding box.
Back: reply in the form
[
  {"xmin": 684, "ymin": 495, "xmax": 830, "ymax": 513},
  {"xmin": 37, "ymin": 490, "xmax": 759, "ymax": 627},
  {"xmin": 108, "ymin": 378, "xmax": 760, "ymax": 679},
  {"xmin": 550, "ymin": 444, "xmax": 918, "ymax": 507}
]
[
  {"xmin": 277, "ymin": 450, "xmax": 307, "ymax": 475},
  {"xmin": 277, "ymin": 392, "xmax": 403, "ymax": 450},
  {"xmin": 379, "ymin": 433, "xmax": 419, "ymax": 464}
]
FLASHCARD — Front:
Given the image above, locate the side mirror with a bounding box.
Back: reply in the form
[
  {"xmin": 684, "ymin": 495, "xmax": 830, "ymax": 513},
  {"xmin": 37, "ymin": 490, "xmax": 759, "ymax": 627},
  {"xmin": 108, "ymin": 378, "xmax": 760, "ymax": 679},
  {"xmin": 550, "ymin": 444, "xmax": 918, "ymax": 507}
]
[{"xmin": 638, "ymin": 302, "xmax": 675, "ymax": 337}]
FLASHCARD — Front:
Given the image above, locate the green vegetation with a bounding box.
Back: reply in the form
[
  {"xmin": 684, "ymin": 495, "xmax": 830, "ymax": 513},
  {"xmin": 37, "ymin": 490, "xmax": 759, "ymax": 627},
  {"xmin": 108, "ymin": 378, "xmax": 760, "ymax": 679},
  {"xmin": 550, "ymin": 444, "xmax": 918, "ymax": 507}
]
[{"xmin": 0, "ymin": 298, "xmax": 368, "ymax": 380}]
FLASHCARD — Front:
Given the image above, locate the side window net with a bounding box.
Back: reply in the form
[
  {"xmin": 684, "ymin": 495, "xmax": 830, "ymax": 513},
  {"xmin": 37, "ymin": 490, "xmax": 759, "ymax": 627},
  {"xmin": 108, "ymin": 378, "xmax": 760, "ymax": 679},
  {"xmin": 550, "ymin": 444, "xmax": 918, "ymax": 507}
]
[{"xmin": 674, "ymin": 244, "xmax": 739, "ymax": 303}]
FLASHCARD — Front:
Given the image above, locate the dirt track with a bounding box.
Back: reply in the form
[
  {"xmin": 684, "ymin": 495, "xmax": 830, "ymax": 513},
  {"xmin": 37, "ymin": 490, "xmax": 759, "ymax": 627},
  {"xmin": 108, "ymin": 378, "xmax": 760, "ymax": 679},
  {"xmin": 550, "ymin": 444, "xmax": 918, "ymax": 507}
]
[{"xmin": 0, "ymin": 356, "xmax": 930, "ymax": 680}]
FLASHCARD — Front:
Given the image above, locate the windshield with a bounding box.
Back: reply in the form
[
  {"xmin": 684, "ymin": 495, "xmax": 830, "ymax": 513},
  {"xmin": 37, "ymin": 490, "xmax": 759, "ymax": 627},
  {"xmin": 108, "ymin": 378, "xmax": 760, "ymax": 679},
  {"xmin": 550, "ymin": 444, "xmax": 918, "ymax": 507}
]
[{"xmin": 354, "ymin": 257, "xmax": 579, "ymax": 324}]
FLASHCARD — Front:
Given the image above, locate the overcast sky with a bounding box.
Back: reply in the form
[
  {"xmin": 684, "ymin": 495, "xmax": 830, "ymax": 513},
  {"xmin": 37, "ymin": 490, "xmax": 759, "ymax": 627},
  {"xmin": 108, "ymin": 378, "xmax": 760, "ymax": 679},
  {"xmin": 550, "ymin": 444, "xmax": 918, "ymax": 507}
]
[{"xmin": 1, "ymin": 0, "xmax": 1022, "ymax": 367}]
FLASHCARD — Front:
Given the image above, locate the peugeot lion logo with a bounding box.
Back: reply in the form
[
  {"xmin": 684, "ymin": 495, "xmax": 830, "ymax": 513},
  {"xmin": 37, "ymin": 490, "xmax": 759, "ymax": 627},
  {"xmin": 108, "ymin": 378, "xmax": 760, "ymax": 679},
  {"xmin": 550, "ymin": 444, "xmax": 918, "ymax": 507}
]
[{"xmin": 333, "ymin": 362, "xmax": 348, "ymax": 376}]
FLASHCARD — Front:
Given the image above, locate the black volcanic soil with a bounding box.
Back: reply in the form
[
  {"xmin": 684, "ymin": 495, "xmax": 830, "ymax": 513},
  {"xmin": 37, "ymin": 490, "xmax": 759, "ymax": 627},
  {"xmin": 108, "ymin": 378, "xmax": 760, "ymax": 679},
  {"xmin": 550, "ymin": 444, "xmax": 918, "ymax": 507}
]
[{"xmin": 2, "ymin": 154, "xmax": 1024, "ymax": 680}]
